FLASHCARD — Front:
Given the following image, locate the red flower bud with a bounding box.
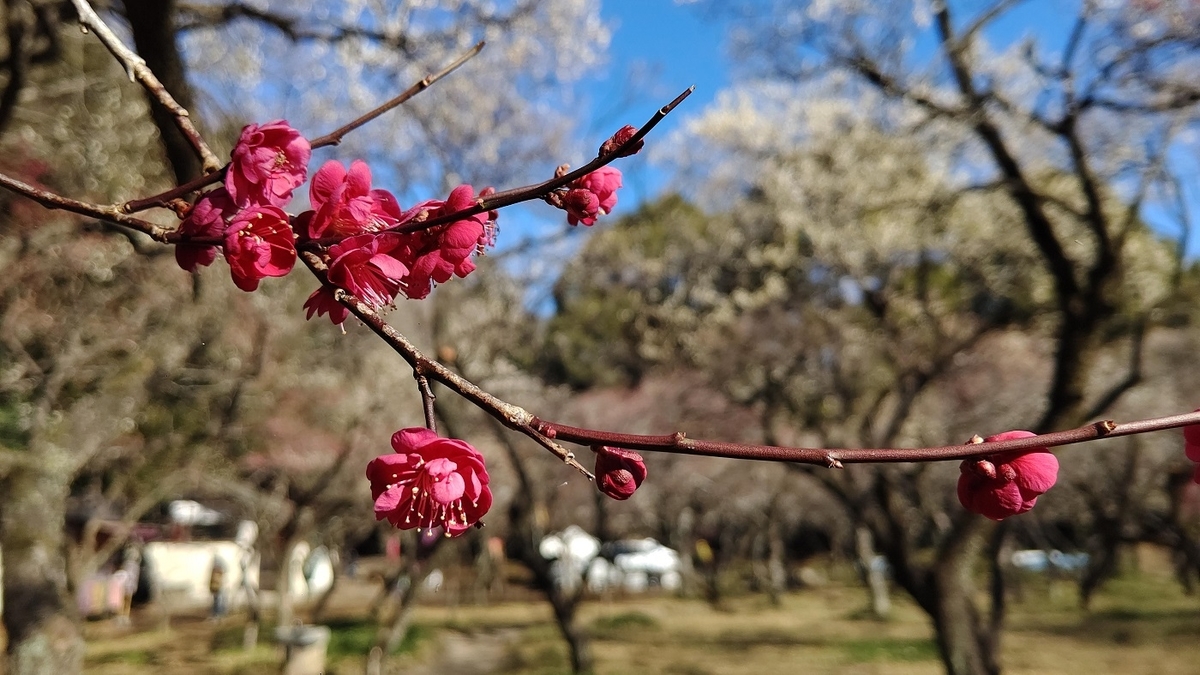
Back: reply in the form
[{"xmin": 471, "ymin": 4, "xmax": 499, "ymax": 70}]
[{"xmin": 594, "ymin": 446, "xmax": 647, "ymax": 500}]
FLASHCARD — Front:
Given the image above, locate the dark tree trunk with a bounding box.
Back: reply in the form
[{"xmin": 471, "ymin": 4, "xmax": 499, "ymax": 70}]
[
  {"xmin": 122, "ymin": 0, "xmax": 204, "ymax": 185},
  {"xmin": 1, "ymin": 466, "xmax": 84, "ymax": 675},
  {"xmin": 549, "ymin": 586, "xmax": 592, "ymax": 675},
  {"xmin": 926, "ymin": 519, "xmax": 1002, "ymax": 675}
]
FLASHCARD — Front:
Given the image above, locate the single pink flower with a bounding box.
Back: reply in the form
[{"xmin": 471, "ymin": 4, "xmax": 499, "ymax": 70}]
[
  {"xmin": 397, "ymin": 185, "xmax": 490, "ymax": 299},
  {"xmin": 957, "ymin": 431, "xmax": 1059, "ymax": 521},
  {"xmin": 594, "ymin": 446, "xmax": 647, "ymax": 500},
  {"xmin": 367, "ymin": 428, "xmax": 493, "ymax": 537},
  {"xmin": 563, "ymin": 167, "xmax": 622, "ymax": 226},
  {"xmin": 223, "ymin": 205, "xmax": 296, "ymax": 292},
  {"xmin": 226, "ymin": 120, "xmax": 311, "ymax": 208},
  {"xmin": 304, "ymin": 233, "xmax": 409, "ymax": 325},
  {"xmin": 175, "ymin": 188, "xmax": 235, "ymax": 272},
  {"xmin": 304, "ymin": 159, "xmax": 400, "ymax": 238}
]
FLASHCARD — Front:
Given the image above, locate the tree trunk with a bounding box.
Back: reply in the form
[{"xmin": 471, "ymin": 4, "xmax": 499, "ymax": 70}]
[
  {"xmin": 855, "ymin": 526, "xmax": 890, "ymax": 619},
  {"xmin": 549, "ymin": 586, "xmax": 593, "ymax": 675},
  {"xmin": 927, "ymin": 520, "xmax": 1001, "ymax": 675},
  {"xmin": 1, "ymin": 466, "xmax": 84, "ymax": 674}
]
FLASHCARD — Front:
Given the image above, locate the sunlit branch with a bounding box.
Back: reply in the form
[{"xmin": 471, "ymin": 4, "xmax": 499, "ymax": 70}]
[
  {"xmin": 416, "ymin": 374, "xmax": 437, "ymax": 433},
  {"xmin": 297, "ymin": 251, "xmax": 594, "ymax": 481},
  {"xmin": 0, "ymin": 171, "xmax": 171, "ymax": 241},
  {"xmin": 528, "ymin": 412, "xmax": 1200, "ymax": 466},
  {"xmin": 70, "ymin": 0, "xmax": 221, "ymax": 173},
  {"xmin": 120, "ymin": 41, "xmax": 485, "ymax": 214},
  {"xmin": 308, "ymin": 41, "xmax": 485, "ymax": 150},
  {"xmin": 303, "ymin": 85, "xmax": 696, "ymax": 248}
]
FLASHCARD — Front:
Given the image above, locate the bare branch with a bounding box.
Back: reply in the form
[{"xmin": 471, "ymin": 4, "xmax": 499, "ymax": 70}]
[{"xmin": 69, "ymin": 0, "xmax": 220, "ymax": 173}]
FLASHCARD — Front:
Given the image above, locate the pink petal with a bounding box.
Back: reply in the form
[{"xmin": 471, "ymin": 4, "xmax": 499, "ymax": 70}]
[
  {"xmin": 1010, "ymin": 452, "xmax": 1059, "ymax": 494},
  {"xmin": 374, "ymin": 486, "xmax": 404, "ymax": 513},
  {"xmin": 429, "ymin": 471, "xmax": 466, "ymax": 505},
  {"xmin": 392, "ymin": 427, "xmax": 439, "ymax": 452},
  {"xmin": 310, "ymin": 160, "xmax": 347, "ymax": 208}
]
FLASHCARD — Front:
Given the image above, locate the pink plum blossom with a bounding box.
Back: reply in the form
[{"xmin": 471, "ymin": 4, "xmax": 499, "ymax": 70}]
[
  {"xmin": 303, "ymin": 159, "xmax": 401, "ymax": 238},
  {"xmin": 367, "ymin": 428, "xmax": 493, "ymax": 537},
  {"xmin": 594, "ymin": 446, "xmax": 647, "ymax": 500},
  {"xmin": 957, "ymin": 431, "xmax": 1059, "ymax": 521},
  {"xmin": 397, "ymin": 184, "xmax": 490, "ymax": 300},
  {"xmin": 175, "ymin": 188, "xmax": 235, "ymax": 272},
  {"xmin": 222, "ymin": 205, "xmax": 296, "ymax": 292},
  {"xmin": 226, "ymin": 120, "xmax": 310, "ymax": 207},
  {"xmin": 304, "ymin": 233, "xmax": 408, "ymax": 325},
  {"xmin": 563, "ymin": 166, "xmax": 621, "ymax": 226}
]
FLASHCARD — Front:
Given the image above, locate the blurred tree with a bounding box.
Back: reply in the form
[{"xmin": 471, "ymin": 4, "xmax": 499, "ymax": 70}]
[{"xmin": 0, "ymin": 2, "xmax": 613, "ymax": 672}]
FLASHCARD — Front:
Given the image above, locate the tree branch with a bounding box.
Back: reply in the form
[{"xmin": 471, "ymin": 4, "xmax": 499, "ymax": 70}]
[{"xmin": 69, "ymin": 0, "xmax": 221, "ymax": 173}]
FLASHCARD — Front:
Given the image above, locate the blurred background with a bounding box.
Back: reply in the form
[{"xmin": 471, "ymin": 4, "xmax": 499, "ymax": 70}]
[{"xmin": 1, "ymin": 1, "xmax": 1199, "ymax": 674}]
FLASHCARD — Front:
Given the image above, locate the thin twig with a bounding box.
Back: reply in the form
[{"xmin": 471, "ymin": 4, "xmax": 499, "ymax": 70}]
[
  {"xmin": 70, "ymin": 0, "xmax": 221, "ymax": 173},
  {"xmin": 122, "ymin": 169, "xmax": 225, "ymax": 214},
  {"xmin": 302, "ymin": 86, "xmax": 696, "ymax": 248},
  {"xmin": 416, "ymin": 374, "xmax": 437, "ymax": 433},
  {"xmin": 0, "ymin": 171, "xmax": 171, "ymax": 241},
  {"xmin": 308, "ymin": 42, "xmax": 485, "ymax": 149},
  {"xmin": 121, "ymin": 42, "xmax": 485, "ymax": 214}
]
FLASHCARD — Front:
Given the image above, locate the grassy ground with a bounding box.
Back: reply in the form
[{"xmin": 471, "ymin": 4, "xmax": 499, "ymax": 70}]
[{"xmin": 82, "ymin": 567, "xmax": 1200, "ymax": 675}]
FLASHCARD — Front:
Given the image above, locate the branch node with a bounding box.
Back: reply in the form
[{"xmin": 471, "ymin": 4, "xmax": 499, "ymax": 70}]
[{"xmin": 1096, "ymin": 419, "xmax": 1117, "ymax": 434}]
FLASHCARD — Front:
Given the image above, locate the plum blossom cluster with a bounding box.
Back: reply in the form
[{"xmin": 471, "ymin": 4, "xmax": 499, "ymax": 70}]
[
  {"xmin": 367, "ymin": 428, "xmax": 493, "ymax": 537},
  {"xmin": 300, "ymin": 161, "xmax": 499, "ymax": 324},
  {"xmin": 957, "ymin": 431, "xmax": 1060, "ymax": 521},
  {"xmin": 175, "ymin": 120, "xmax": 310, "ymax": 291}
]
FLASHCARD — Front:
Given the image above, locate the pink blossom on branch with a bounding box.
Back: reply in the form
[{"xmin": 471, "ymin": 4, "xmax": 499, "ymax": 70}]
[
  {"xmin": 223, "ymin": 205, "xmax": 296, "ymax": 292},
  {"xmin": 397, "ymin": 184, "xmax": 492, "ymax": 300},
  {"xmin": 367, "ymin": 427, "xmax": 493, "ymax": 537},
  {"xmin": 175, "ymin": 188, "xmax": 235, "ymax": 272},
  {"xmin": 562, "ymin": 166, "xmax": 622, "ymax": 226},
  {"xmin": 225, "ymin": 120, "xmax": 311, "ymax": 208},
  {"xmin": 957, "ymin": 431, "xmax": 1059, "ymax": 521},
  {"xmin": 302, "ymin": 159, "xmax": 401, "ymax": 239},
  {"xmin": 304, "ymin": 233, "xmax": 408, "ymax": 325},
  {"xmin": 594, "ymin": 445, "xmax": 647, "ymax": 500}
]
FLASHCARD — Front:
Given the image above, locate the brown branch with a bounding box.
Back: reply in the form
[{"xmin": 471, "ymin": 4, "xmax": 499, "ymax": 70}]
[
  {"xmin": 121, "ymin": 41, "xmax": 483, "ymax": 214},
  {"xmin": 121, "ymin": 169, "xmax": 225, "ymax": 214},
  {"xmin": 416, "ymin": 374, "xmax": 437, "ymax": 433},
  {"xmin": 298, "ymin": 251, "xmax": 593, "ymax": 480},
  {"xmin": 303, "ymin": 85, "xmax": 696, "ymax": 246},
  {"xmin": 69, "ymin": 0, "xmax": 221, "ymax": 173},
  {"xmin": 528, "ymin": 411, "xmax": 1200, "ymax": 467},
  {"xmin": 0, "ymin": 171, "xmax": 172, "ymax": 241},
  {"xmin": 309, "ymin": 42, "xmax": 484, "ymax": 149}
]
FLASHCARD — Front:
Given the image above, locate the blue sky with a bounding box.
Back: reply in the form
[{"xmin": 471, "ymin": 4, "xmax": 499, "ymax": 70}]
[
  {"xmin": 583, "ymin": 0, "xmax": 729, "ymax": 204},
  {"xmin": 575, "ymin": 0, "xmax": 1199, "ymax": 258}
]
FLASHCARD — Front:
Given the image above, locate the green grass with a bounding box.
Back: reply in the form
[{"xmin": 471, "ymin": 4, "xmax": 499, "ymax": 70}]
[{"xmin": 841, "ymin": 637, "xmax": 939, "ymax": 663}]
